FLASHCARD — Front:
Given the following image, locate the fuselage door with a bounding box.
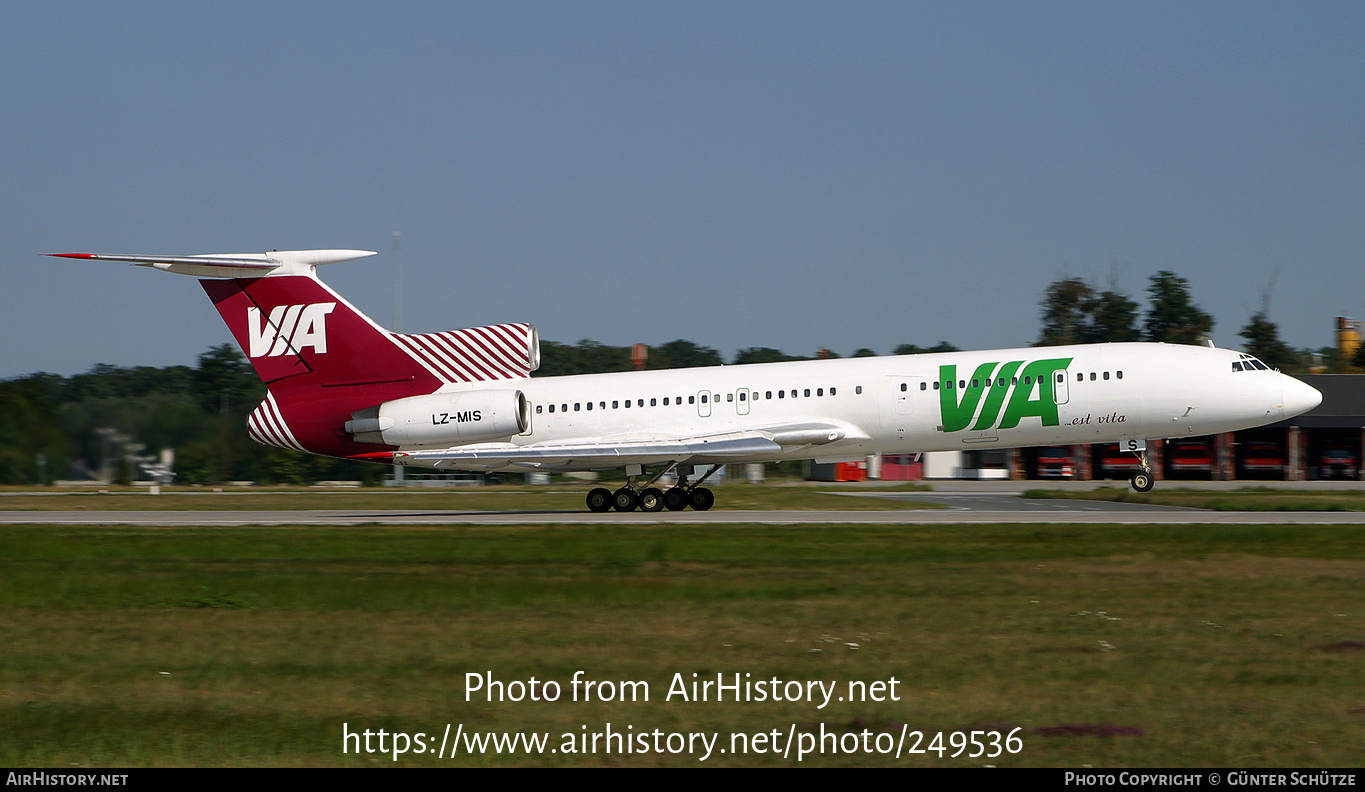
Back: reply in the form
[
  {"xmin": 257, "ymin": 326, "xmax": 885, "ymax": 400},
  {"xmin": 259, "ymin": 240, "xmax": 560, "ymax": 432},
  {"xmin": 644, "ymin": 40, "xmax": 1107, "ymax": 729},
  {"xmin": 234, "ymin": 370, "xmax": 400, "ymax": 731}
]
[
  {"xmin": 736, "ymin": 388, "xmax": 751, "ymax": 416},
  {"xmin": 1054, "ymin": 371, "xmax": 1070, "ymax": 406},
  {"xmin": 894, "ymin": 379, "xmax": 915, "ymax": 415},
  {"xmin": 697, "ymin": 391, "xmax": 712, "ymax": 418},
  {"xmin": 880, "ymin": 376, "xmax": 922, "ymax": 437}
]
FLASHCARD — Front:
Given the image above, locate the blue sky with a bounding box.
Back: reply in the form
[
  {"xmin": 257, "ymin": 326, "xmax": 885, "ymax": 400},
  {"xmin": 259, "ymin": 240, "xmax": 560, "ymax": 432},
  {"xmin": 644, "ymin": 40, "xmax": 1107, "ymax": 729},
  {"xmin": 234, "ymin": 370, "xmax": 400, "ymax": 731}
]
[{"xmin": 3, "ymin": 1, "xmax": 1362, "ymax": 377}]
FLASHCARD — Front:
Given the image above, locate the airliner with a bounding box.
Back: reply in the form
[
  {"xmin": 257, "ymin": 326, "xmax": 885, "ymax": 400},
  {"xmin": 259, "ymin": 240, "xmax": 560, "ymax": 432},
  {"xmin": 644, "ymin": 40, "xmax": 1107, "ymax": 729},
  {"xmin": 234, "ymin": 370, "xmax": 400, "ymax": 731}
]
[{"xmin": 50, "ymin": 249, "xmax": 1322, "ymax": 512}]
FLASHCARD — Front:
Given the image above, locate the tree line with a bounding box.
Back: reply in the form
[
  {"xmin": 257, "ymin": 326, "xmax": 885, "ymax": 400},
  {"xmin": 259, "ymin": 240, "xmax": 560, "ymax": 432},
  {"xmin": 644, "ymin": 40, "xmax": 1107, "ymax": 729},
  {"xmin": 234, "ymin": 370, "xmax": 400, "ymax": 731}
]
[
  {"xmin": 0, "ymin": 269, "xmax": 1348, "ymax": 484},
  {"xmin": 1036, "ymin": 269, "xmax": 1355, "ymax": 374},
  {"xmin": 0, "ymin": 336, "xmax": 959, "ymax": 484}
]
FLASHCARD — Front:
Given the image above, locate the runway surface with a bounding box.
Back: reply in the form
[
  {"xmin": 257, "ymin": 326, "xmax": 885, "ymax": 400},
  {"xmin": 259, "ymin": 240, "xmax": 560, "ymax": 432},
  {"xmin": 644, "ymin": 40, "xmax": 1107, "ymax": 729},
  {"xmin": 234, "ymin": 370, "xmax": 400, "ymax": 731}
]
[{"xmin": 4, "ymin": 489, "xmax": 1364, "ymax": 525}]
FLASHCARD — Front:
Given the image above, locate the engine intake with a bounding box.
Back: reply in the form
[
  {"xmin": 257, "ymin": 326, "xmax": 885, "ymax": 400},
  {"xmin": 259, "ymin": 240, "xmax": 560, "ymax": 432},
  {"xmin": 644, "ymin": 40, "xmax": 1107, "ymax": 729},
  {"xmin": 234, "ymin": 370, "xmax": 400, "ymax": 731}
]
[{"xmin": 345, "ymin": 390, "xmax": 528, "ymax": 447}]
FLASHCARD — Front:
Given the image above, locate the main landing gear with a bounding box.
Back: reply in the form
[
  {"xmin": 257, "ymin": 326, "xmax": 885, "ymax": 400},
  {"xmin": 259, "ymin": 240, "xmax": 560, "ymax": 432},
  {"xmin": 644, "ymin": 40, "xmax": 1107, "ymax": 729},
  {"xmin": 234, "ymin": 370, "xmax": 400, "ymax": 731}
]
[
  {"xmin": 1128, "ymin": 442, "xmax": 1155, "ymax": 493},
  {"xmin": 585, "ymin": 464, "xmax": 721, "ymax": 513}
]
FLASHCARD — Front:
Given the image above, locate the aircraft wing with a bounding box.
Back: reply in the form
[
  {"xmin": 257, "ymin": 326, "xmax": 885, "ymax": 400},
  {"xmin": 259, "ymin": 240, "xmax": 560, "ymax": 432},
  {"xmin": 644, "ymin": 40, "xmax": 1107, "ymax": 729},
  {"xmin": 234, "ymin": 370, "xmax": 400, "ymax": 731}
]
[{"xmin": 361, "ymin": 422, "xmax": 863, "ymax": 471}]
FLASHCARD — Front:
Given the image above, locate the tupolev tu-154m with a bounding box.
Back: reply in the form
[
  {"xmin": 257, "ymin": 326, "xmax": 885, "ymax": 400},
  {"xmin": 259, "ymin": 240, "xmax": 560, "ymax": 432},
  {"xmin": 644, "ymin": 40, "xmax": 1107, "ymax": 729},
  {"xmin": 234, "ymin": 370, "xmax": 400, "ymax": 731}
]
[{"xmin": 50, "ymin": 249, "xmax": 1322, "ymax": 512}]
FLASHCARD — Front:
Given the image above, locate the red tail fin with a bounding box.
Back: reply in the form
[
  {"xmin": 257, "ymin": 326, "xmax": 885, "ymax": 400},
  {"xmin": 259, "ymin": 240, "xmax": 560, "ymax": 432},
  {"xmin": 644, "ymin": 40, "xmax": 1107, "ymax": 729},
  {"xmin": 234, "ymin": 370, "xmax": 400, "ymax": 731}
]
[
  {"xmin": 53, "ymin": 250, "xmax": 539, "ymax": 457},
  {"xmin": 202, "ymin": 273, "xmax": 538, "ymax": 455}
]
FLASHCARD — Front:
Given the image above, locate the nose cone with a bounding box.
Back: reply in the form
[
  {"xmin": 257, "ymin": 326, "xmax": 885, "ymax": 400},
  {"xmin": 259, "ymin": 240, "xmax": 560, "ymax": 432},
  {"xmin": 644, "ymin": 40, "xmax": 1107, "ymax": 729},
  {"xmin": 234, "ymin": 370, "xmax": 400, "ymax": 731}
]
[{"xmin": 1281, "ymin": 376, "xmax": 1322, "ymax": 418}]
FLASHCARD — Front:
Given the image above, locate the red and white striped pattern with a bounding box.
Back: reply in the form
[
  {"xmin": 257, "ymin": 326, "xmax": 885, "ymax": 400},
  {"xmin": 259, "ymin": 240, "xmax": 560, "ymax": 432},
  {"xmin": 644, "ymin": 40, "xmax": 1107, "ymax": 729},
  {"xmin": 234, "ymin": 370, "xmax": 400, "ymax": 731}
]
[
  {"xmin": 247, "ymin": 392, "xmax": 307, "ymax": 452},
  {"xmin": 389, "ymin": 322, "xmax": 537, "ymax": 383}
]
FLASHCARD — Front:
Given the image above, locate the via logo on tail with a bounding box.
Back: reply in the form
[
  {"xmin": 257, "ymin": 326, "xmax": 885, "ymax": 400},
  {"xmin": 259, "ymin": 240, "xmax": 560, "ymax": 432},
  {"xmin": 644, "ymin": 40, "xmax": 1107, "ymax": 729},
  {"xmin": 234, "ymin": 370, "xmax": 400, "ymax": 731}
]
[{"xmin": 246, "ymin": 302, "xmax": 336, "ymax": 358}]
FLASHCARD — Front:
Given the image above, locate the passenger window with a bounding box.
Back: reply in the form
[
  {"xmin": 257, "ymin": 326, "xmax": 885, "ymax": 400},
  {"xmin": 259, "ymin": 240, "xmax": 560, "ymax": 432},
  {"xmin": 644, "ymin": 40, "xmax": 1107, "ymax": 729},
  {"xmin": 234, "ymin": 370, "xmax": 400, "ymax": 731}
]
[
  {"xmin": 856, "ymin": 386, "xmax": 862, "ymax": 394},
  {"xmin": 959, "ymin": 380, "xmax": 966, "ymax": 389},
  {"xmin": 1089, "ymin": 372, "xmax": 1096, "ymax": 381},
  {"xmin": 1103, "ymin": 371, "xmax": 1110, "ymax": 380},
  {"xmin": 562, "ymin": 404, "xmax": 567, "ymax": 412},
  {"xmin": 727, "ymin": 393, "xmax": 734, "ymax": 402},
  {"xmin": 920, "ymin": 382, "xmax": 927, "ymax": 390},
  {"xmin": 651, "ymin": 398, "xmax": 657, "ymax": 406},
  {"xmin": 932, "ymin": 382, "xmax": 939, "ymax": 390},
  {"xmin": 1057, "ymin": 374, "xmax": 1065, "ymax": 384},
  {"xmin": 701, "ymin": 394, "xmax": 708, "ymax": 403},
  {"xmin": 765, "ymin": 391, "xmax": 772, "ymax": 399},
  {"xmin": 612, "ymin": 400, "xmax": 619, "ymax": 408},
  {"xmin": 549, "ymin": 404, "xmax": 555, "ymax": 413},
  {"xmin": 830, "ymin": 387, "xmax": 837, "ymax": 395},
  {"xmin": 624, "ymin": 400, "xmax": 631, "ymax": 408},
  {"xmin": 574, "ymin": 403, "xmax": 580, "ymax": 411},
  {"xmin": 1117, "ymin": 371, "xmax": 1123, "ymax": 379},
  {"xmin": 900, "ymin": 383, "xmax": 907, "ymax": 392},
  {"xmin": 971, "ymin": 379, "xmax": 978, "ymax": 389},
  {"xmin": 778, "ymin": 390, "xmax": 785, "ymax": 399},
  {"xmin": 804, "ymin": 389, "xmax": 811, "ymax": 397},
  {"xmin": 817, "ymin": 388, "xmax": 823, "ymax": 396},
  {"xmin": 1076, "ymin": 373, "xmax": 1083, "ymax": 382},
  {"xmin": 586, "ymin": 402, "xmax": 593, "ymax": 410},
  {"xmin": 536, "ymin": 405, "xmax": 543, "ymax": 414}
]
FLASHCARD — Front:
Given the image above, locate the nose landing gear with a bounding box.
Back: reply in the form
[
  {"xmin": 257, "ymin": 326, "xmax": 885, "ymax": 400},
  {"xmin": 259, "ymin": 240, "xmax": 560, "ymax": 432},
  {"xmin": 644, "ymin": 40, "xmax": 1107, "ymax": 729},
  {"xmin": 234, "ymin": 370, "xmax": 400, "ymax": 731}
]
[{"xmin": 1128, "ymin": 442, "xmax": 1155, "ymax": 492}]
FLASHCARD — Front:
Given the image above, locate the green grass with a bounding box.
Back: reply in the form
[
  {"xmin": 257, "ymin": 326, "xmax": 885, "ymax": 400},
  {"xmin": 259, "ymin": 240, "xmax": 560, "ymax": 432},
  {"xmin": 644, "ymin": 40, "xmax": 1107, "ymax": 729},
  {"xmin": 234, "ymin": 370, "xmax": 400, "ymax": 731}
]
[
  {"xmin": 1024, "ymin": 486, "xmax": 1365, "ymax": 511},
  {"xmin": 2, "ymin": 522, "xmax": 1363, "ymax": 766},
  {"xmin": 0, "ymin": 484, "xmax": 939, "ymax": 512}
]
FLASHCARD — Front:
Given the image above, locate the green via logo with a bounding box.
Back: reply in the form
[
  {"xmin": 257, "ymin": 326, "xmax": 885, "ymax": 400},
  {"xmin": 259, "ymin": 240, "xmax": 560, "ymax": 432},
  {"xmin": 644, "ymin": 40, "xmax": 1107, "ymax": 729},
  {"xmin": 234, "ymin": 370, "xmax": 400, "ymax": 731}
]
[{"xmin": 938, "ymin": 358, "xmax": 1073, "ymax": 432}]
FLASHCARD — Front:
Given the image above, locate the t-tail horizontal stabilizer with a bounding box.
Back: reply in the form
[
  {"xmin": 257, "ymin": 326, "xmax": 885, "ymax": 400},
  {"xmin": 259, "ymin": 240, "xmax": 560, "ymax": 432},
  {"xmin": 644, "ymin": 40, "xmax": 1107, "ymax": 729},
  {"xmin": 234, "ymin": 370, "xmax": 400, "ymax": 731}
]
[{"xmin": 47, "ymin": 250, "xmax": 376, "ymax": 279}]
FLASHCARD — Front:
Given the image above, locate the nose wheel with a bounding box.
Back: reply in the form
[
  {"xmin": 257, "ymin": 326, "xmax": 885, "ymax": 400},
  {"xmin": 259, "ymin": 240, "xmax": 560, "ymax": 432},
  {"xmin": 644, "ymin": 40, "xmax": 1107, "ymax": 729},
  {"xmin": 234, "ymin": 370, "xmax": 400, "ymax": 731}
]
[{"xmin": 1128, "ymin": 443, "xmax": 1155, "ymax": 492}]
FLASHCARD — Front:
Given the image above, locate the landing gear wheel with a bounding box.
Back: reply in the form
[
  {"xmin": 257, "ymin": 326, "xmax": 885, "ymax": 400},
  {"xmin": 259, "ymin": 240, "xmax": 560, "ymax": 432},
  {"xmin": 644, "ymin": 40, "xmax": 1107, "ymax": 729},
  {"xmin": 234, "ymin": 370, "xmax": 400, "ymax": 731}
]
[
  {"xmin": 586, "ymin": 487, "xmax": 613, "ymax": 513},
  {"xmin": 612, "ymin": 488, "xmax": 640, "ymax": 512},
  {"xmin": 639, "ymin": 487, "xmax": 665, "ymax": 512},
  {"xmin": 1130, "ymin": 472, "xmax": 1154, "ymax": 493},
  {"xmin": 663, "ymin": 487, "xmax": 689, "ymax": 511},
  {"xmin": 688, "ymin": 487, "xmax": 715, "ymax": 511}
]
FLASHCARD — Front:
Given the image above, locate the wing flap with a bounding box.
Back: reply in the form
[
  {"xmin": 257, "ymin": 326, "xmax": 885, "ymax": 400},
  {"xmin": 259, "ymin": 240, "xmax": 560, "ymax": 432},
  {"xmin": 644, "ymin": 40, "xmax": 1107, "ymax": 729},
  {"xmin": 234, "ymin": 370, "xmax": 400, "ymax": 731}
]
[
  {"xmin": 382, "ymin": 421, "xmax": 866, "ymax": 472},
  {"xmin": 395, "ymin": 432, "xmax": 783, "ymax": 471}
]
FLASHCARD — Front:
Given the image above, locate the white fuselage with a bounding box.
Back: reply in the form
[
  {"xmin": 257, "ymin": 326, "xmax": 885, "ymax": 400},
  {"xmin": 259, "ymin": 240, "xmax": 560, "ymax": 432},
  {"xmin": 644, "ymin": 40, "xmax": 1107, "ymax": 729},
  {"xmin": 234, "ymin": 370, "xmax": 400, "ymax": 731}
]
[{"xmin": 401, "ymin": 342, "xmax": 1320, "ymax": 472}]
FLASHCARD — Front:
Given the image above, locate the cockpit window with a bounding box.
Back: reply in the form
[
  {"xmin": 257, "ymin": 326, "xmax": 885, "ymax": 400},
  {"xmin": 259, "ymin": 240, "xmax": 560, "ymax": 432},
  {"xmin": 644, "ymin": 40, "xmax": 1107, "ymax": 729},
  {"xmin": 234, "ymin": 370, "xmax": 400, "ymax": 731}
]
[{"xmin": 1235, "ymin": 354, "xmax": 1270, "ymax": 372}]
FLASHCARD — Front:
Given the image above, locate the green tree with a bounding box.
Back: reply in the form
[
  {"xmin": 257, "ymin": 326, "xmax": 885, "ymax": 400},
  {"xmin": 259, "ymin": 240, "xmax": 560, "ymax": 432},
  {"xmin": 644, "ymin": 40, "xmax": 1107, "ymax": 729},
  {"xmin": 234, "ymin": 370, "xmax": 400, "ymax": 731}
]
[
  {"xmin": 191, "ymin": 344, "xmax": 263, "ymax": 414},
  {"xmin": 851, "ymin": 348, "xmax": 878, "ymax": 357},
  {"xmin": 893, "ymin": 342, "xmax": 958, "ymax": 356},
  {"xmin": 1036, "ymin": 277, "xmax": 1140, "ymax": 346},
  {"xmin": 536, "ymin": 339, "xmax": 633, "ymax": 376},
  {"xmin": 1238, "ymin": 313, "xmax": 1298, "ymax": 370},
  {"xmin": 1037, "ymin": 277, "xmax": 1094, "ymax": 346},
  {"xmin": 1086, "ymin": 290, "xmax": 1142, "ymax": 343},
  {"xmin": 0, "ymin": 380, "xmax": 69, "ymax": 484},
  {"xmin": 732, "ymin": 347, "xmax": 806, "ymax": 365},
  {"xmin": 650, "ymin": 340, "xmax": 723, "ymax": 369},
  {"xmin": 1144, "ymin": 271, "xmax": 1213, "ymax": 345}
]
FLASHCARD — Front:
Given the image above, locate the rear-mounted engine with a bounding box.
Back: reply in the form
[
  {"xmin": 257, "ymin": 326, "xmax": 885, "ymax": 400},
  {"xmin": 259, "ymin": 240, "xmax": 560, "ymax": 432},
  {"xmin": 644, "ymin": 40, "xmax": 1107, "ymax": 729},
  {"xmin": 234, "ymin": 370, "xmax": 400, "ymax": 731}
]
[{"xmin": 345, "ymin": 390, "xmax": 528, "ymax": 447}]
